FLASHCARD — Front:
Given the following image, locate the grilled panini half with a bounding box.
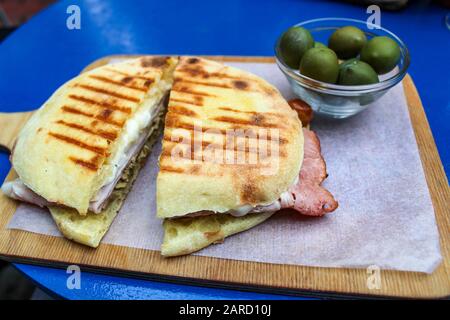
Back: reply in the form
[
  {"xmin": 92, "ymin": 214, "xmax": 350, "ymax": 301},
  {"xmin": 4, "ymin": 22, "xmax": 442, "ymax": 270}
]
[
  {"xmin": 11, "ymin": 56, "xmax": 177, "ymax": 215},
  {"xmin": 157, "ymin": 57, "xmax": 303, "ymax": 219}
]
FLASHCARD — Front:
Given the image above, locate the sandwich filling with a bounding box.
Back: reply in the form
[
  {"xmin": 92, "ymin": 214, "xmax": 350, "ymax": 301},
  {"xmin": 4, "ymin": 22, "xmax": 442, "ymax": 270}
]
[{"xmin": 90, "ymin": 94, "xmax": 168, "ymax": 212}]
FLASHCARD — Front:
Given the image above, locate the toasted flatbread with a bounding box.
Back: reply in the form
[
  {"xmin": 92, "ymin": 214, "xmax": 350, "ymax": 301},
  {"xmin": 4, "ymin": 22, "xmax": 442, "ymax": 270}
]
[
  {"xmin": 13, "ymin": 56, "xmax": 177, "ymax": 214},
  {"xmin": 50, "ymin": 120, "xmax": 163, "ymax": 247},
  {"xmin": 157, "ymin": 57, "xmax": 303, "ymax": 218},
  {"xmin": 161, "ymin": 211, "xmax": 274, "ymax": 256}
]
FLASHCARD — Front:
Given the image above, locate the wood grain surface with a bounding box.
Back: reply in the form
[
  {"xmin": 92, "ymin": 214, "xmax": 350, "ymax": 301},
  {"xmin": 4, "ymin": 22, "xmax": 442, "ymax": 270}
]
[
  {"xmin": 0, "ymin": 112, "xmax": 33, "ymax": 151},
  {"xmin": 0, "ymin": 56, "xmax": 448, "ymax": 298}
]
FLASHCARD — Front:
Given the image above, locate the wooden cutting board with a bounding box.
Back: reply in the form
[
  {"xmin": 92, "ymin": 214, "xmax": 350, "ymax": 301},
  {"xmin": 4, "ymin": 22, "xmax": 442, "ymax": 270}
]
[{"xmin": 0, "ymin": 56, "xmax": 448, "ymax": 298}]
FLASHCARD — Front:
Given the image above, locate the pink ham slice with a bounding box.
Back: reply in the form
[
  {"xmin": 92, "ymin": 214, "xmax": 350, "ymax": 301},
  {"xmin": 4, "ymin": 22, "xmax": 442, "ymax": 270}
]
[
  {"xmin": 287, "ymin": 128, "xmax": 338, "ymax": 216},
  {"xmin": 1, "ymin": 179, "xmax": 49, "ymax": 208},
  {"xmin": 247, "ymin": 128, "xmax": 338, "ymax": 217}
]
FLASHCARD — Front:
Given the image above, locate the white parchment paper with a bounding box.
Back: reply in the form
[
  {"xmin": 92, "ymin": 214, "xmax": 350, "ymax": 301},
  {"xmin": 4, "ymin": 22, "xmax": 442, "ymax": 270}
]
[{"xmin": 7, "ymin": 62, "xmax": 442, "ymax": 273}]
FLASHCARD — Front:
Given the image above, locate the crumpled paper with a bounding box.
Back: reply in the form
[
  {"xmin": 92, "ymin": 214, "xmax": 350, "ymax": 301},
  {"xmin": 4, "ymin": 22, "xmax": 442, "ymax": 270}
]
[{"xmin": 7, "ymin": 61, "xmax": 441, "ymax": 273}]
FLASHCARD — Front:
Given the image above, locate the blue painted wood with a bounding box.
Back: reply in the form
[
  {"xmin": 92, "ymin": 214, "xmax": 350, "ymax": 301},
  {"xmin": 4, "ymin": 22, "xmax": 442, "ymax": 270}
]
[
  {"xmin": 1, "ymin": 0, "xmax": 448, "ymax": 299},
  {"xmin": 14, "ymin": 264, "xmax": 305, "ymax": 300}
]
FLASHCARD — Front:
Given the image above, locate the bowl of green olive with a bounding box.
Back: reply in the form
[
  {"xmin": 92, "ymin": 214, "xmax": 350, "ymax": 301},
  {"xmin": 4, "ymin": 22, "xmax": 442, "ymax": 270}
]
[{"xmin": 275, "ymin": 18, "xmax": 410, "ymax": 118}]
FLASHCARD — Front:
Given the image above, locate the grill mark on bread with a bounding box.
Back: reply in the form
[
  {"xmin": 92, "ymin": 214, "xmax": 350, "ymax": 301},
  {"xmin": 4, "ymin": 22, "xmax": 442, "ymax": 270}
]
[
  {"xmin": 76, "ymin": 84, "xmax": 140, "ymax": 103},
  {"xmin": 177, "ymin": 66, "xmax": 211, "ymax": 78},
  {"xmin": 162, "ymin": 139, "xmax": 261, "ymax": 156},
  {"xmin": 141, "ymin": 56, "xmax": 168, "ymax": 68},
  {"xmin": 212, "ymin": 115, "xmax": 279, "ymax": 128},
  {"xmin": 160, "ymin": 163, "xmax": 201, "ymax": 175},
  {"xmin": 69, "ymin": 156, "xmax": 99, "ymax": 171},
  {"xmin": 179, "ymin": 58, "xmax": 253, "ymax": 80},
  {"xmin": 159, "ymin": 165, "xmax": 185, "ymax": 174},
  {"xmin": 171, "ymin": 86, "xmax": 215, "ymax": 97},
  {"xmin": 181, "ymin": 68, "xmax": 252, "ymax": 82},
  {"xmin": 61, "ymin": 106, "xmax": 124, "ymax": 127},
  {"xmin": 173, "ymin": 78, "xmax": 231, "ymax": 89},
  {"xmin": 160, "ymin": 147, "xmax": 275, "ymax": 164},
  {"xmin": 163, "ymin": 134, "xmax": 263, "ymax": 149},
  {"xmin": 163, "ymin": 136, "xmax": 227, "ymax": 151},
  {"xmin": 99, "ymin": 108, "xmax": 113, "ymax": 120},
  {"xmin": 209, "ymin": 72, "xmax": 252, "ymax": 82},
  {"xmin": 262, "ymin": 86, "xmax": 277, "ymax": 96},
  {"xmin": 164, "ymin": 117, "xmax": 287, "ymax": 144},
  {"xmin": 162, "ymin": 129, "xmax": 282, "ymax": 160},
  {"xmin": 186, "ymin": 57, "xmax": 200, "ymax": 64},
  {"xmin": 144, "ymin": 79, "xmax": 154, "ymax": 87},
  {"xmin": 218, "ymin": 107, "xmax": 274, "ymax": 116},
  {"xmin": 232, "ymin": 80, "xmax": 249, "ymax": 90},
  {"xmin": 165, "ymin": 116, "xmax": 220, "ymax": 133},
  {"xmin": 68, "ymin": 94, "xmax": 132, "ymax": 113},
  {"xmin": 89, "ymin": 75, "xmax": 148, "ymax": 92},
  {"xmin": 55, "ymin": 120, "xmax": 117, "ymax": 140},
  {"xmin": 240, "ymin": 183, "xmax": 258, "ymax": 203},
  {"xmin": 169, "ymin": 98, "xmax": 204, "ymax": 106},
  {"xmin": 105, "ymin": 68, "xmax": 155, "ymax": 81},
  {"xmin": 121, "ymin": 76, "xmax": 133, "ymax": 84},
  {"xmin": 177, "ymin": 64, "xmax": 250, "ymax": 84},
  {"xmin": 48, "ymin": 132, "xmax": 108, "ymax": 155},
  {"xmin": 168, "ymin": 105, "xmax": 199, "ymax": 117}
]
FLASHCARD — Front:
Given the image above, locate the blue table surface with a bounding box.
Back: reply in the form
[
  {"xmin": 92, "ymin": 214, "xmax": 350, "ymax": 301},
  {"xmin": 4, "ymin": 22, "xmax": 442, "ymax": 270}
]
[{"xmin": 1, "ymin": 0, "xmax": 449, "ymax": 300}]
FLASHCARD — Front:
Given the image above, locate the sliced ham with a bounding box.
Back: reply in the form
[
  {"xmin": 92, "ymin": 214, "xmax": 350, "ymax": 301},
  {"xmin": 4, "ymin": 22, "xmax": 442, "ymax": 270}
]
[
  {"xmin": 287, "ymin": 128, "xmax": 338, "ymax": 216},
  {"xmin": 1, "ymin": 179, "xmax": 49, "ymax": 208},
  {"xmin": 288, "ymin": 99, "xmax": 313, "ymax": 127},
  {"xmin": 89, "ymin": 119, "xmax": 158, "ymax": 213},
  {"xmin": 232, "ymin": 128, "xmax": 338, "ymax": 217}
]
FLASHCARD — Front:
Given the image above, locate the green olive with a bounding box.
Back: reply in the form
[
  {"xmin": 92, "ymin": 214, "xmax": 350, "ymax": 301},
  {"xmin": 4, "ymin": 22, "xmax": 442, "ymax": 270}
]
[
  {"xmin": 328, "ymin": 26, "xmax": 367, "ymax": 59},
  {"xmin": 279, "ymin": 26, "xmax": 314, "ymax": 69},
  {"xmin": 338, "ymin": 59, "xmax": 379, "ymax": 85},
  {"xmin": 360, "ymin": 36, "xmax": 400, "ymax": 74},
  {"xmin": 314, "ymin": 41, "xmax": 327, "ymax": 48},
  {"xmin": 300, "ymin": 47, "xmax": 339, "ymax": 84}
]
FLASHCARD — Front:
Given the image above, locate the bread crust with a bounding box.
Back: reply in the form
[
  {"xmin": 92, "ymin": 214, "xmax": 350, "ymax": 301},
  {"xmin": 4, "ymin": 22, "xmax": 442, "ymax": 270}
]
[{"xmin": 161, "ymin": 211, "xmax": 275, "ymax": 256}]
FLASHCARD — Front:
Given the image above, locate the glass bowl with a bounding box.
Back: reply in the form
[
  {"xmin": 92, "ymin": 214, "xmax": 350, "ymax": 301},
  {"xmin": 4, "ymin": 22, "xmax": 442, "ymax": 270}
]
[{"xmin": 275, "ymin": 18, "xmax": 410, "ymax": 119}]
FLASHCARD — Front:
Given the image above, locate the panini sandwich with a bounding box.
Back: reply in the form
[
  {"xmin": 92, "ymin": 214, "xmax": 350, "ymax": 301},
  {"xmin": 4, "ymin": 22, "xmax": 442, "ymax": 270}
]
[
  {"xmin": 1, "ymin": 55, "xmax": 337, "ymax": 253},
  {"xmin": 2, "ymin": 56, "xmax": 178, "ymax": 247},
  {"xmin": 157, "ymin": 57, "xmax": 338, "ymax": 256}
]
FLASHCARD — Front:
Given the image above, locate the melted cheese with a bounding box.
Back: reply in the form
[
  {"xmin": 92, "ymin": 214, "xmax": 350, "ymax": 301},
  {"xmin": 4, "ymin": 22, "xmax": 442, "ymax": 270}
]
[
  {"xmin": 227, "ymin": 176, "xmax": 300, "ymax": 217},
  {"xmin": 104, "ymin": 79, "xmax": 171, "ymax": 185},
  {"xmin": 227, "ymin": 204, "xmax": 254, "ymax": 217}
]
